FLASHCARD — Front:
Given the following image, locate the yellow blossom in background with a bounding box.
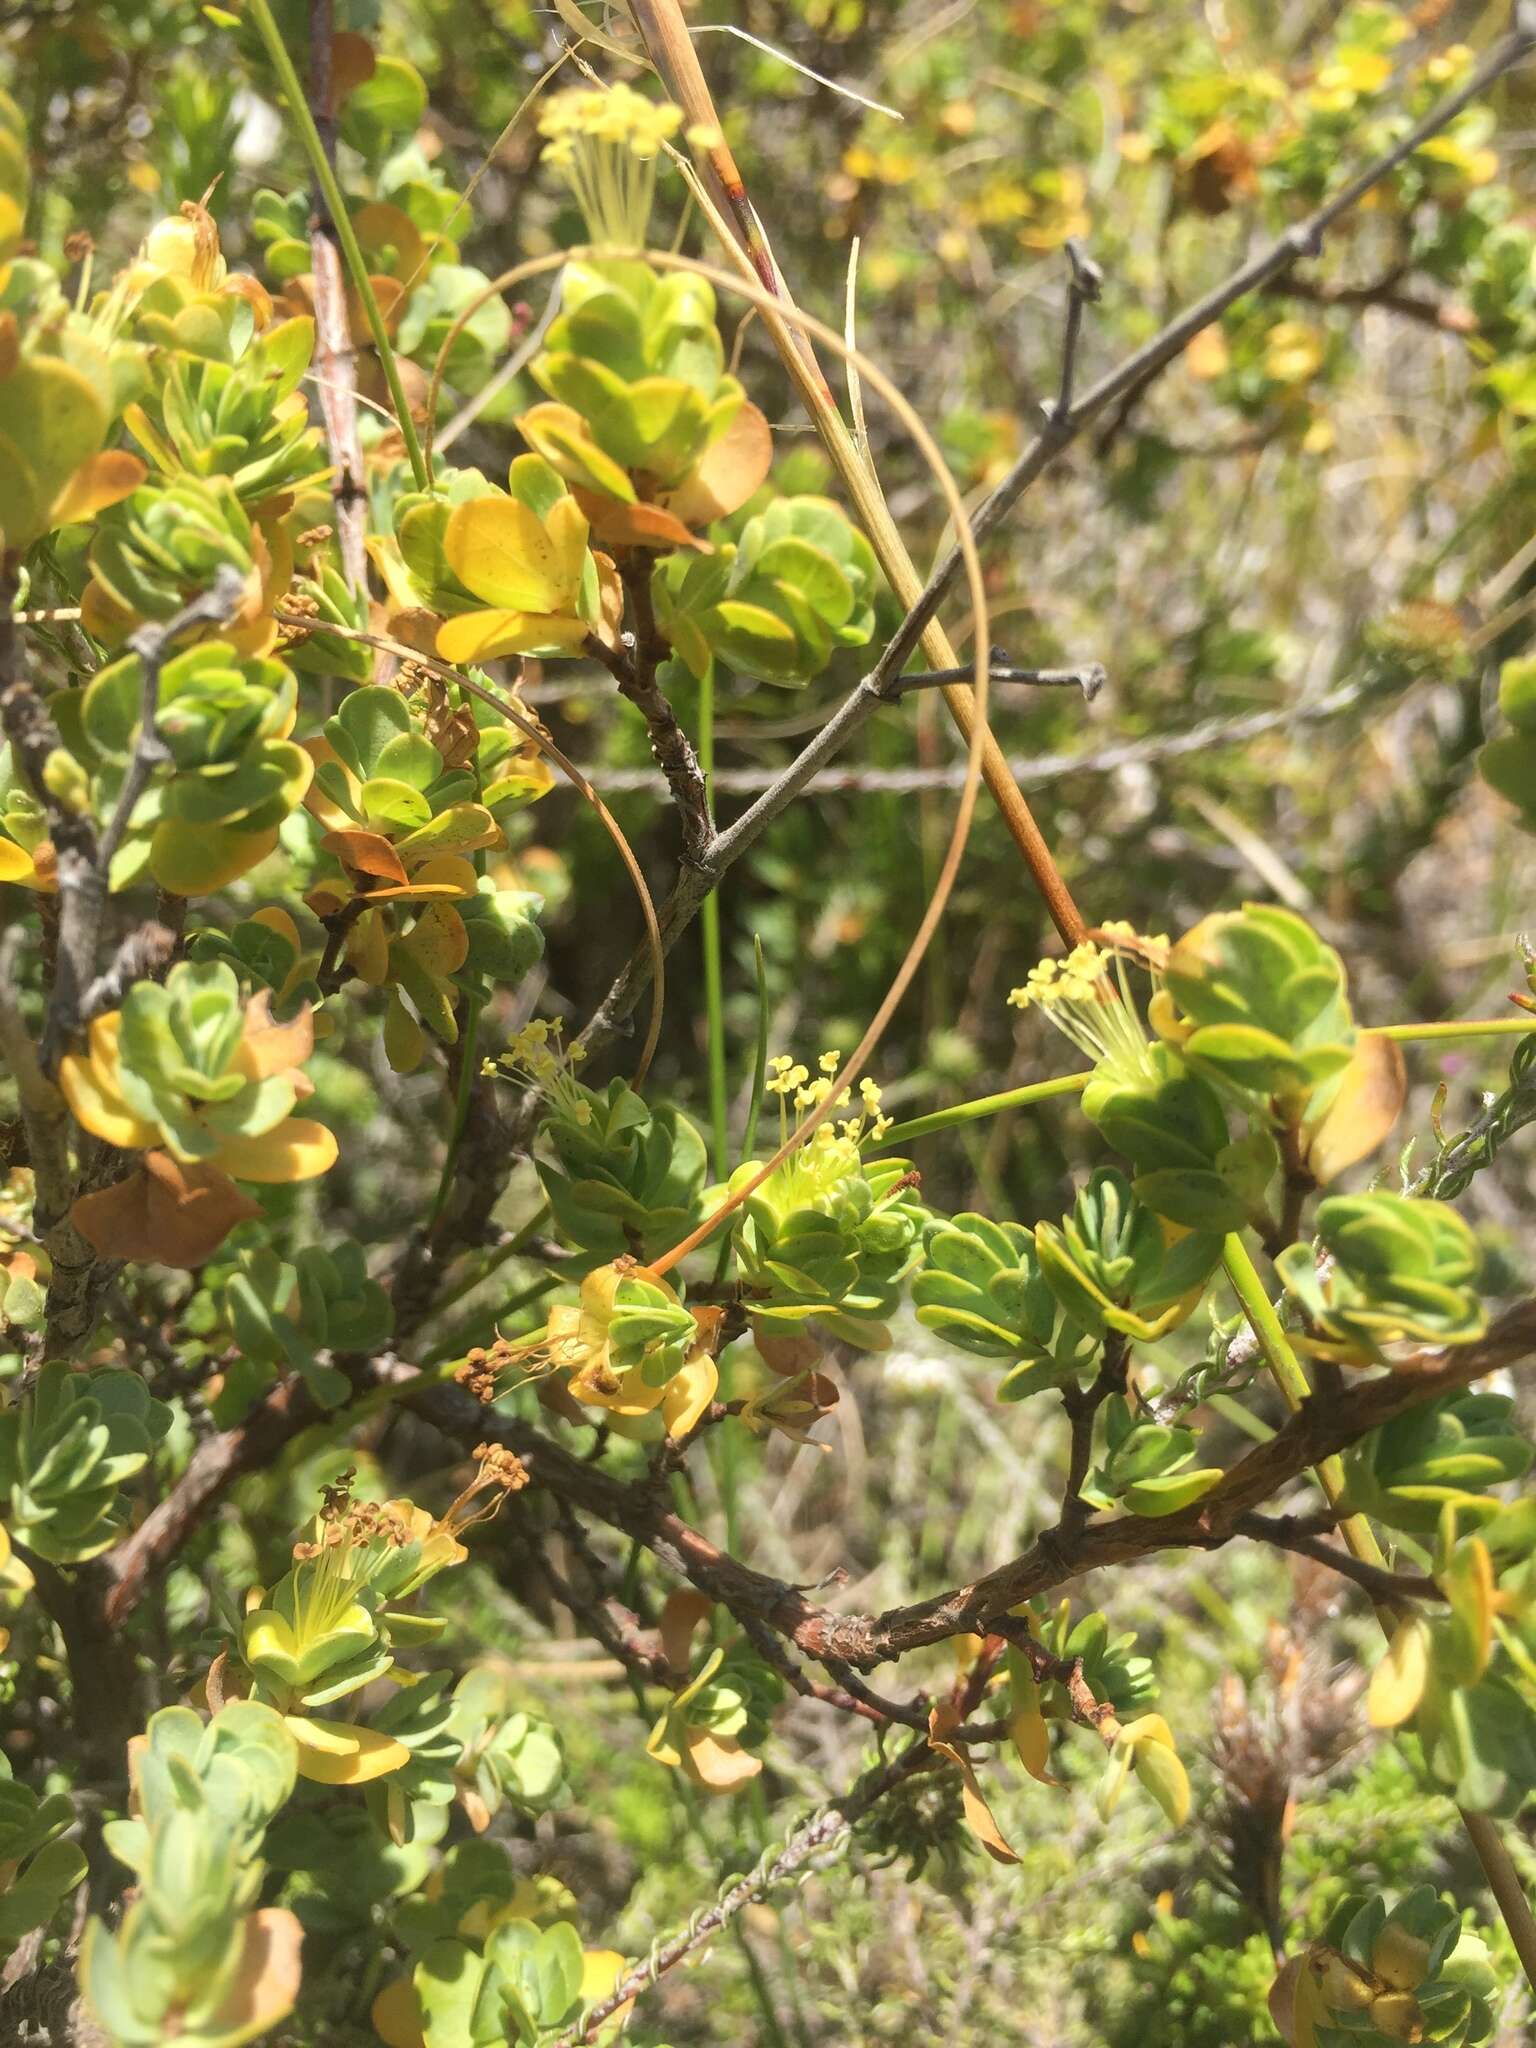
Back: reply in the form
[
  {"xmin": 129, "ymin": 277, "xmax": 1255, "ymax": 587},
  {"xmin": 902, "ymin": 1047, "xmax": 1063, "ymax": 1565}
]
[{"xmin": 1264, "ymin": 320, "xmax": 1325, "ymax": 386}]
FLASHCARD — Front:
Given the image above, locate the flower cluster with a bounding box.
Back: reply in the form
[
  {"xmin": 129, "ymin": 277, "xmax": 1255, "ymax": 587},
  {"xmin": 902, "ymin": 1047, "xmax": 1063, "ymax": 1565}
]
[
  {"xmin": 537, "ymin": 83, "xmax": 701, "ymax": 248},
  {"xmin": 765, "ymin": 1049, "xmax": 893, "ymax": 1146},
  {"xmin": 1006, "ymin": 925, "xmax": 1168, "ymax": 1087},
  {"xmin": 487, "ymin": 1017, "xmax": 591, "ymax": 1125}
]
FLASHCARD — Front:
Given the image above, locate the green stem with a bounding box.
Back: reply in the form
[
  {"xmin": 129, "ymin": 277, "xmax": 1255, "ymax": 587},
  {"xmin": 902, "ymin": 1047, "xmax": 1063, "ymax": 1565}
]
[
  {"xmin": 870, "ymin": 1020, "xmax": 1532, "ymax": 1154},
  {"xmin": 426, "ymin": 1199, "xmax": 553, "ymax": 1322},
  {"xmin": 698, "ymin": 665, "xmax": 728, "ymax": 1180},
  {"xmin": 1375, "ymin": 1019, "xmax": 1535, "ymax": 1042},
  {"xmin": 1220, "ymin": 1231, "xmax": 1364, "ymax": 1533},
  {"xmin": 873, "ymin": 1071, "xmax": 1090, "ymax": 1148},
  {"xmin": 740, "ymin": 934, "xmax": 770, "ymax": 1166},
  {"xmin": 246, "ymin": 0, "xmax": 430, "ymax": 491},
  {"xmin": 428, "ymin": 996, "xmax": 482, "ymax": 1233}
]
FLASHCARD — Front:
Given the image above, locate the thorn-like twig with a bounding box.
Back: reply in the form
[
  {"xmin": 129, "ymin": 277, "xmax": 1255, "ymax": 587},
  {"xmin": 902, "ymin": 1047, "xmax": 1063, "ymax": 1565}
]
[
  {"xmin": 1050, "ymin": 237, "xmax": 1104, "ymax": 422},
  {"xmin": 889, "ymin": 648, "xmax": 1105, "ymax": 702}
]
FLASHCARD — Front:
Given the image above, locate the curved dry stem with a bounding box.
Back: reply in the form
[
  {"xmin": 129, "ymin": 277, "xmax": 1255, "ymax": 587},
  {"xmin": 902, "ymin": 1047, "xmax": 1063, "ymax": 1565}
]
[
  {"xmin": 274, "ymin": 612, "xmax": 666, "ymax": 1084},
  {"xmin": 419, "ymin": 245, "xmax": 992, "ymax": 1272}
]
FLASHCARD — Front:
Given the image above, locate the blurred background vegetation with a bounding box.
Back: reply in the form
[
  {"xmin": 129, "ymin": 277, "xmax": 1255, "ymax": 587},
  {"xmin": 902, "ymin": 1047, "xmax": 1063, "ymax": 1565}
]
[{"xmin": 7, "ymin": 1, "xmax": 1536, "ymax": 2040}]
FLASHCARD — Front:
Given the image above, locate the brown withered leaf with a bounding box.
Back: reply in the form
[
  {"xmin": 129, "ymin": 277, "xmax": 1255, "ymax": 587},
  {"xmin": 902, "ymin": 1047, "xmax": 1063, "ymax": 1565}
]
[
  {"xmin": 1180, "ymin": 122, "xmax": 1260, "ymax": 216},
  {"xmin": 330, "ymin": 29, "xmax": 376, "ymax": 99},
  {"xmin": 72, "ymin": 1152, "xmax": 261, "ymax": 1268},
  {"xmin": 752, "ymin": 1324, "xmax": 824, "ymax": 1377}
]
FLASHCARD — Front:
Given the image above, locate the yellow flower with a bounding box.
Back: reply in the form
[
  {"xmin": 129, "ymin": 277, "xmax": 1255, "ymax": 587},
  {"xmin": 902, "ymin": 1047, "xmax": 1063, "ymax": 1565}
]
[
  {"xmin": 537, "ymin": 82, "xmax": 686, "ymax": 248},
  {"xmin": 1264, "ymin": 321, "xmax": 1325, "ymax": 387},
  {"xmin": 1007, "ymin": 930, "xmax": 1165, "ymax": 1088}
]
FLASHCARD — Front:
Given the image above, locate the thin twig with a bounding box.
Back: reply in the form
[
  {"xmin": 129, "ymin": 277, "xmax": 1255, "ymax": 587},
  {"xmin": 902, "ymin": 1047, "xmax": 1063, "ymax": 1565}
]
[
  {"xmin": 867, "ymin": 18, "xmax": 1536, "ymax": 695},
  {"xmin": 1236, "ymin": 1513, "xmax": 1442, "ymax": 1605},
  {"xmin": 892, "ymin": 656, "xmax": 1105, "ymax": 700}
]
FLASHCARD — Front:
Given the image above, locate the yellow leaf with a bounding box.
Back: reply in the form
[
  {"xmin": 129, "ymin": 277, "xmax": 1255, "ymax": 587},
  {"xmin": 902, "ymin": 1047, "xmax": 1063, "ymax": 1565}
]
[
  {"xmin": 1367, "ymin": 1616, "xmax": 1431, "ymax": 1729},
  {"xmin": 371, "ymin": 1975, "xmax": 426, "ymax": 2048},
  {"xmin": 347, "ymin": 905, "xmax": 390, "ymax": 986},
  {"xmin": 1264, "ymin": 320, "xmax": 1324, "ymax": 385},
  {"xmin": 1008, "ymin": 1704, "xmax": 1060, "ymax": 1786},
  {"xmin": 0, "ymin": 834, "xmax": 53, "ymax": 891},
  {"xmin": 49, "ymin": 448, "xmax": 147, "ymax": 528},
  {"xmin": 250, "ymin": 904, "xmax": 302, "ymax": 952},
  {"xmin": 407, "ymin": 853, "xmax": 480, "ymax": 893},
  {"xmin": 1131, "ymin": 1734, "xmax": 1191, "ymax": 1827},
  {"xmin": 384, "ymin": 989, "xmax": 427, "ymax": 1074},
  {"xmin": 580, "ymin": 1948, "xmax": 634, "ymax": 2029},
  {"xmin": 928, "ymin": 1704, "xmax": 1020, "ymax": 1865},
  {"xmin": 663, "ymin": 1348, "xmax": 719, "ymax": 1438},
  {"xmin": 58, "ymin": 1025, "xmax": 159, "ymax": 1150},
  {"xmin": 436, "ymin": 605, "xmax": 591, "ymax": 663},
  {"xmin": 571, "ymin": 1359, "xmax": 666, "ymax": 1418},
  {"xmin": 442, "ymin": 492, "xmax": 589, "ymax": 615},
  {"xmin": 285, "ymin": 1715, "xmax": 409, "ymax": 1784},
  {"xmin": 213, "ymin": 1116, "xmax": 338, "ymax": 1183},
  {"xmin": 399, "ymin": 901, "xmax": 469, "ymax": 978}
]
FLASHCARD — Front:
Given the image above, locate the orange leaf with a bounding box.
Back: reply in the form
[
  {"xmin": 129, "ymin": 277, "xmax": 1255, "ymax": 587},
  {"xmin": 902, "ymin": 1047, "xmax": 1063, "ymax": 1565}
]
[
  {"xmin": 573, "ymin": 489, "xmax": 707, "ymax": 553},
  {"xmin": 235, "ymin": 991, "xmax": 315, "ymax": 1081},
  {"xmin": 681, "ymin": 1726, "xmax": 762, "ymax": 1792},
  {"xmin": 659, "ymin": 1589, "xmax": 713, "ymax": 1675},
  {"xmin": 322, "ymin": 828, "xmax": 409, "ymax": 885},
  {"xmin": 663, "ymin": 1348, "xmax": 718, "ymax": 1438},
  {"xmin": 1303, "ymin": 1031, "xmax": 1407, "ymax": 1185},
  {"xmin": 659, "ymin": 402, "xmax": 774, "ymax": 527},
  {"xmin": 72, "ymin": 1153, "xmax": 260, "ymax": 1267},
  {"xmin": 204, "ymin": 1908, "xmax": 304, "ymax": 2044},
  {"xmin": 50, "ymin": 449, "xmax": 148, "ymax": 527},
  {"xmin": 371, "ymin": 1976, "xmax": 426, "ymax": 2048}
]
